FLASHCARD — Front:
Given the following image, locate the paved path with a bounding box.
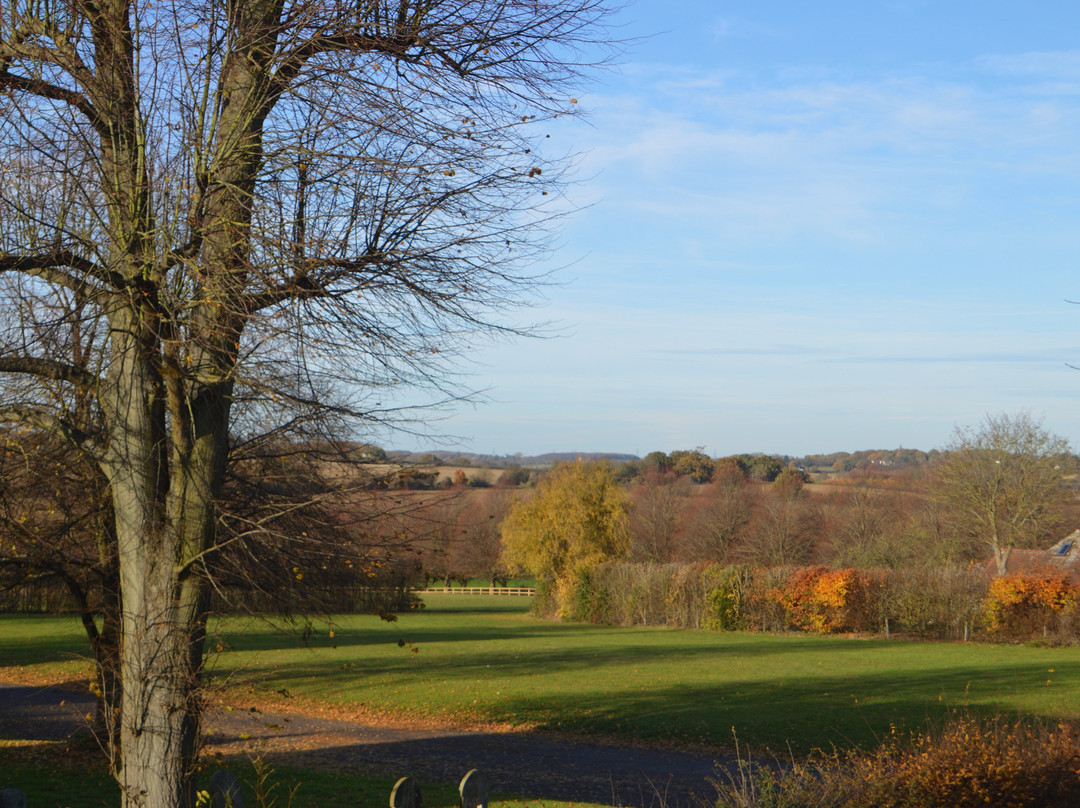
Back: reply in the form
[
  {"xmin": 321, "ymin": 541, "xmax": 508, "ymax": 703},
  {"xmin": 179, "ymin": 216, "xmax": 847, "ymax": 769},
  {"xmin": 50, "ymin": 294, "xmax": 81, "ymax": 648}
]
[{"xmin": 0, "ymin": 683, "xmax": 731, "ymax": 806}]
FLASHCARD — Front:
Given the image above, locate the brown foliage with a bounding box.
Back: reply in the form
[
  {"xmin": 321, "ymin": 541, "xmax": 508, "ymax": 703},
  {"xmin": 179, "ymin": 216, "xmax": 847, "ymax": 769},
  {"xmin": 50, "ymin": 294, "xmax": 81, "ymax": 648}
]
[{"xmin": 715, "ymin": 715, "xmax": 1080, "ymax": 808}]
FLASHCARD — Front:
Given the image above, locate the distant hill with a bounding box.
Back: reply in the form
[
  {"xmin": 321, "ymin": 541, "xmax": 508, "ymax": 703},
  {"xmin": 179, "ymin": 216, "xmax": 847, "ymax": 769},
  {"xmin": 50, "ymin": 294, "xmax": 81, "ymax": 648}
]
[{"xmin": 389, "ymin": 450, "xmax": 638, "ymax": 468}]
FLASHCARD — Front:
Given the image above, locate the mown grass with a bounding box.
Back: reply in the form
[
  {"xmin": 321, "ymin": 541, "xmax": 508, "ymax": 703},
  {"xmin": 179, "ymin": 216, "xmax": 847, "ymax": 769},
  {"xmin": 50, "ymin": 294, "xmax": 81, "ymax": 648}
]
[{"xmin": 3, "ymin": 595, "xmax": 1080, "ymax": 755}]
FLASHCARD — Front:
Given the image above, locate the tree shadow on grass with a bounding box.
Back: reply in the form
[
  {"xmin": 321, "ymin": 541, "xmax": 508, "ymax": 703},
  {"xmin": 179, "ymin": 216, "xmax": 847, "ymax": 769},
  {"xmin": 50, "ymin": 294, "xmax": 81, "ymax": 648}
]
[{"xmin": 217, "ymin": 652, "xmax": 1080, "ymax": 756}]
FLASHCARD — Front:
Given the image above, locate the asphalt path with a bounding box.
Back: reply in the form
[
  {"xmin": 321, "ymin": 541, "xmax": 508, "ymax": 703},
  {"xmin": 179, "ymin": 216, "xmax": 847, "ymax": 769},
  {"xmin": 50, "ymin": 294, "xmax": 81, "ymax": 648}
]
[{"xmin": 0, "ymin": 683, "xmax": 732, "ymax": 807}]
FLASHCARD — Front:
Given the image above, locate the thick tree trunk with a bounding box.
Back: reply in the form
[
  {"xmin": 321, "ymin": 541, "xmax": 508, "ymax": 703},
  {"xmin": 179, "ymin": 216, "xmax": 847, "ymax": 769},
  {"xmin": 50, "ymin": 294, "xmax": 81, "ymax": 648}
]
[
  {"xmin": 114, "ymin": 481, "xmax": 217, "ymax": 808},
  {"xmin": 103, "ymin": 318, "xmax": 224, "ymax": 808},
  {"xmin": 87, "ymin": 566, "xmax": 122, "ymax": 766}
]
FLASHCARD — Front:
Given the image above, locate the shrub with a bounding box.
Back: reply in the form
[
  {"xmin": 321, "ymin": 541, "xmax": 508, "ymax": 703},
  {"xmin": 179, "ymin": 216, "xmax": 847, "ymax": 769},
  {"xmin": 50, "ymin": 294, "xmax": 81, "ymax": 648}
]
[
  {"xmin": 855, "ymin": 715, "xmax": 1080, "ymax": 808},
  {"xmin": 984, "ymin": 571, "xmax": 1080, "ymax": 641},
  {"xmin": 552, "ymin": 561, "xmax": 1026, "ymax": 643},
  {"xmin": 702, "ymin": 564, "xmax": 754, "ymax": 631},
  {"xmin": 665, "ymin": 562, "xmax": 708, "ymax": 628},
  {"xmin": 713, "ymin": 715, "xmax": 1080, "ymax": 808},
  {"xmin": 568, "ymin": 567, "xmax": 610, "ymax": 624},
  {"xmin": 530, "ymin": 578, "xmax": 558, "ymax": 618},
  {"xmin": 880, "ymin": 565, "xmax": 985, "ymax": 640},
  {"xmin": 771, "ymin": 567, "xmax": 883, "ymax": 634},
  {"xmin": 558, "ymin": 562, "xmax": 713, "ymax": 628}
]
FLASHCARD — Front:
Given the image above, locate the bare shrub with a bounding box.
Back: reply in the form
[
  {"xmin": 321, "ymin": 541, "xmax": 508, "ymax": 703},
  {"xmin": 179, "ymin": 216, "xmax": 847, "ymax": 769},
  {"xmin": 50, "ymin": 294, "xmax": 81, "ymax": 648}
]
[{"xmin": 881, "ymin": 566, "xmax": 986, "ymax": 639}]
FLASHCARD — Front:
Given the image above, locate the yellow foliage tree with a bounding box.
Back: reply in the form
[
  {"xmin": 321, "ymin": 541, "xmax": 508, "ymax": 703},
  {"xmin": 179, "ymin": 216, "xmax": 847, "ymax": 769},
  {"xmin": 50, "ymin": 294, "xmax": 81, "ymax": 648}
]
[{"xmin": 501, "ymin": 461, "xmax": 629, "ymax": 612}]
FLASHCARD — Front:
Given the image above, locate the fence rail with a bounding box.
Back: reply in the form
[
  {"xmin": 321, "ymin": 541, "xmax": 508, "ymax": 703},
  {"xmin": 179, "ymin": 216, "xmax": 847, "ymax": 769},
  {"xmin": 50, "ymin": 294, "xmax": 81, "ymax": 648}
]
[{"xmin": 420, "ymin": 586, "xmax": 535, "ymax": 596}]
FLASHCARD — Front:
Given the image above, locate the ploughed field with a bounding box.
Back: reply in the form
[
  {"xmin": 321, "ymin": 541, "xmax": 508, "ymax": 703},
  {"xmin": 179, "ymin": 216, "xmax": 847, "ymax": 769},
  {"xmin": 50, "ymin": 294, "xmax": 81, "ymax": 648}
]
[{"xmin": 2, "ymin": 595, "xmax": 1079, "ymax": 754}]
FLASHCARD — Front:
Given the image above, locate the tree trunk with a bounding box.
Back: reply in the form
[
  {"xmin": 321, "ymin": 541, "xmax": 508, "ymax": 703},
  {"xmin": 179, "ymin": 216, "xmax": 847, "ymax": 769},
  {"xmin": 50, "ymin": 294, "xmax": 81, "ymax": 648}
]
[
  {"xmin": 105, "ymin": 323, "xmax": 224, "ymax": 808},
  {"xmin": 89, "ymin": 566, "xmax": 122, "ymax": 767},
  {"xmin": 117, "ymin": 584, "xmax": 206, "ymax": 808},
  {"xmin": 994, "ymin": 545, "xmax": 1012, "ymax": 577}
]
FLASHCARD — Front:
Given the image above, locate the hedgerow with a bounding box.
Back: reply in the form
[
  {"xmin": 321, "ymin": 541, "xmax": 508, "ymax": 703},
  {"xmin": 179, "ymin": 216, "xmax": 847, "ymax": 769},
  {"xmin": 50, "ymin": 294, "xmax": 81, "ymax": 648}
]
[
  {"xmin": 558, "ymin": 561, "xmax": 1080, "ymax": 642},
  {"xmin": 984, "ymin": 570, "xmax": 1080, "ymax": 641}
]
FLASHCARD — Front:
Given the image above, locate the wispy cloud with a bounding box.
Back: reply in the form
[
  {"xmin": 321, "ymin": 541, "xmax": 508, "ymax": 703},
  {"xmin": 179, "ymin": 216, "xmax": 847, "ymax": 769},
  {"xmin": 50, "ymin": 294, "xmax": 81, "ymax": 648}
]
[
  {"xmin": 707, "ymin": 16, "xmax": 784, "ymax": 42},
  {"xmin": 572, "ymin": 56, "xmax": 1080, "ymax": 261},
  {"xmin": 977, "ymin": 51, "xmax": 1080, "ymax": 81},
  {"xmin": 834, "ymin": 352, "xmax": 1074, "ymax": 365}
]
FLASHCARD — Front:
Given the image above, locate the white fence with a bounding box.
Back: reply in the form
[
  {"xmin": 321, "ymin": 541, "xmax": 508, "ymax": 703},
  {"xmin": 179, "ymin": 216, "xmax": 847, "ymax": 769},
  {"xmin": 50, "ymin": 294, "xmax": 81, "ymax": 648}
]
[{"xmin": 420, "ymin": 586, "xmax": 535, "ymax": 596}]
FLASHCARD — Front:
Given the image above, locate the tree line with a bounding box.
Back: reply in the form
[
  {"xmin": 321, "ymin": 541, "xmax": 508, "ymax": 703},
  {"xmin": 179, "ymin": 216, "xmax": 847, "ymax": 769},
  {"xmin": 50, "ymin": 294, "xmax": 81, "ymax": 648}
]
[{"xmin": 497, "ymin": 413, "xmax": 1078, "ymax": 597}]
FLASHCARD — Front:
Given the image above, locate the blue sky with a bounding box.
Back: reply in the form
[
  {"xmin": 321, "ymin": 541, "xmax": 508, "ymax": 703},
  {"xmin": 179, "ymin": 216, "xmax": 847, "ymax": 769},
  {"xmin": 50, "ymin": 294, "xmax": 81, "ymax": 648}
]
[{"xmin": 404, "ymin": 1, "xmax": 1080, "ymax": 458}]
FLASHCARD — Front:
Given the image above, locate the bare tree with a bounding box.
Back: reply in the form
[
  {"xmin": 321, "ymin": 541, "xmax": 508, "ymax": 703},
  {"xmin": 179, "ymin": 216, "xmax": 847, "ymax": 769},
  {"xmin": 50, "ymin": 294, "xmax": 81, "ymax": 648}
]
[
  {"xmin": 628, "ymin": 468, "xmax": 689, "ymax": 563},
  {"xmin": 0, "ymin": 2, "xmax": 614, "ymax": 805},
  {"xmin": 0, "ymin": 276, "xmax": 124, "ymax": 755},
  {"xmin": 933, "ymin": 412, "xmax": 1074, "ymax": 577},
  {"xmin": 682, "ymin": 461, "xmax": 755, "ymax": 562},
  {"xmin": 0, "ymin": 426, "xmax": 123, "ymax": 751},
  {"xmin": 743, "ymin": 496, "xmax": 813, "ymax": 567},
  {"xmin": 457, "ymin": 487, "xmax": 515, "ymax": 585},
  {"xmin": 824, "ymin": 487, "xmax": 899, "ymax": 568}
]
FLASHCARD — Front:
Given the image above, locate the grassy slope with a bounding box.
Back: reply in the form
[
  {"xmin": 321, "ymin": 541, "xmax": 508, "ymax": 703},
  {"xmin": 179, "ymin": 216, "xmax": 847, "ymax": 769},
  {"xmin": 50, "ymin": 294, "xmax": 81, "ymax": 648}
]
[{"xmin": 3, "ymin": 596, "xmax": 1079, "ymax": 756}]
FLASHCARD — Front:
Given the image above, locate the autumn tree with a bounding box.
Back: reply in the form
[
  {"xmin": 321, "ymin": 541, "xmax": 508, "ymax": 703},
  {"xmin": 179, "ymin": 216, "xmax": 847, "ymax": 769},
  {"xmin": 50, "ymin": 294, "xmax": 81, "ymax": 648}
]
[
  {"xmin": 773, "ymin": 466, "xmax": 809, "ymax": 499},
  {"xmin": 457, "ymin": 487, "xmax": 515, "ymax": 585},
  {"xmin": 743, "ymin": 479, "xmax": 817, "ymax": 567},
  {"xmin": 749, "ymin": 455, "xmax": 783, "ymax": 482},
  {"xmin": 821, "ymin": 487, "xmax": 903, "ymax": 568},
  {"xmin": 670, "ymin": 448, "xmax": 714, "ymax": 483},
  {"xmin": 682, "ymin": 459, "xmax": 754, "ymax": 562},
  {"xmin": 0, "ymin": 2, "xmax": 615, "ymax": 806},
  {"xmin": 500, "ymin": 460, "xmax": 628, "ymax": 611},
  {"xmin": 627, "ymin": 467, "xmax": 690, "ymax": 562},
  {"xmin": 412, "ymin": 489, "xmax": 470, "ymax": 586},
  {"xmin": 933, "ymin": 413, "xmax": 1073, "ymax": 576}
]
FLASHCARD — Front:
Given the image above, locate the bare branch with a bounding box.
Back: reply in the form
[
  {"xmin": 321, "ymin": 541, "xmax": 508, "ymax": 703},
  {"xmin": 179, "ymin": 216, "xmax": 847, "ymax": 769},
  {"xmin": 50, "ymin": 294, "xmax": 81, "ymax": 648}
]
[
  {"xmin": 0, "ymin": 404, "xmax": 99, "ymax": 453},
  {"xmin": 0, "ymin": 250, "xmax": 108, "ymax": 299},
  {"xmin": 0, "ymin": 355, "xmax": 100, "ymax": 390},
  {"xmin": 0, "ymin": 68, "xmax": 101, "ymax": 128}
]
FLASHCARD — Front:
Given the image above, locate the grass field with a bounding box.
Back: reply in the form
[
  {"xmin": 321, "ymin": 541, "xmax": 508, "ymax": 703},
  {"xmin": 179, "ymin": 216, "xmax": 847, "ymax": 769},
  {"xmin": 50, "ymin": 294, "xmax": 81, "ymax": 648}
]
[{"xmin": 3, "ymin": 594, "xmax": 1079, "ymax": 756}]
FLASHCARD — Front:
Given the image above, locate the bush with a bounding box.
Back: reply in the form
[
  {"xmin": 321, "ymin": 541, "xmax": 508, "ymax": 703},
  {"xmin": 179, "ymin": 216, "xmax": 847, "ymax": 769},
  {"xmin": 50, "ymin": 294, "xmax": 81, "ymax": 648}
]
[
  {"xmin": 984, "ymin": 571, "xmax": 1080, "ymax": 641},
  {"xmin": 555, "ymin": 561, "xmax": 1002, "ymax": 642},
  {"xmin": 770, "ymin": 567, "xmax": 884, "ymax": 634},
  {"xmin": 702, "ymin": 564, "xmax": 754, "ymax": 631},
  {"xmin": 568, "ymin": 567, "xmax": 610, "ymax": 624},
  {"xmin": 559, "ymin": 562, "xmax": 710, "ymax": 628},
  {"xmin": 880, "ymin": 566, "xmax": 985, "ymax": 640},
  {"xmin": 530, "ymin": 578, "xmax": 558, "ymax": 618},
  {"xmin": 865, "ymin": 715, "xmax": 1080, "ymax": 808},
  {"xmin": 713, "ymin": 715, "xmax": 1080, "ymax": 808}
]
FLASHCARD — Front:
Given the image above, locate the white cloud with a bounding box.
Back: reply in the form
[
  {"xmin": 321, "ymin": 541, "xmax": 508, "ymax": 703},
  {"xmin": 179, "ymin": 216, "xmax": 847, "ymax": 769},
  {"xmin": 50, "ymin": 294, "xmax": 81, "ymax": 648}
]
[{"xmin": 561, "ymin": 54, "xmax": 1080, "ymax": 259}]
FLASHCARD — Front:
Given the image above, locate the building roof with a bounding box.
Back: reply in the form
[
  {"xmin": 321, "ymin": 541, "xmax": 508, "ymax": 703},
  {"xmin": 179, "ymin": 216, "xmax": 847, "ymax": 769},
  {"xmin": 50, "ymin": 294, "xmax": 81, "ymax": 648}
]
[{"xmin": 983, "ymin": 529, "xmax": 1080, "ymax": 581}]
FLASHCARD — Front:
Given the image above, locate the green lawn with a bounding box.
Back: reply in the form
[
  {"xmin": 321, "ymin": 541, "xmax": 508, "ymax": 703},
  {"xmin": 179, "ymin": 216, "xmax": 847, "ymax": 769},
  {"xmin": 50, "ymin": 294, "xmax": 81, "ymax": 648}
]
[{"xmin": 3, "ymin": 595, "xmax": 1080, "ymax": 755}]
